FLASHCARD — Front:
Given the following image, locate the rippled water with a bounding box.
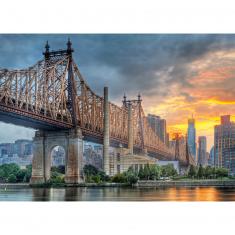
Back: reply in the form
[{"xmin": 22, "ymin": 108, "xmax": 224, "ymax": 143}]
[{"xmin": 0, "ymin": 187, "xmax": 235, "ymax": 201}]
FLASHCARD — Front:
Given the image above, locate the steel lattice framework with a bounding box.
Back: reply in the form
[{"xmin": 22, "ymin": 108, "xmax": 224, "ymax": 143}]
[{"xmin": 0, "ymin": 41, "xmax": 195, "ymax": 166}]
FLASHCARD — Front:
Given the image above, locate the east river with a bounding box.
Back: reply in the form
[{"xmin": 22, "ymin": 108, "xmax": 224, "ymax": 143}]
[{"xmin": 1, "ymin": 186, "xmax": 235, "ymax": 201}]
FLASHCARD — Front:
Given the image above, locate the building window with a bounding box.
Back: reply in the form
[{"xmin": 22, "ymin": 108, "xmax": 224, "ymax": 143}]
[
  {"xmin": 135, "ymin": 164, "xmax": 138, "ymax": 172},
  {"xmin": 117, "ymin": 164, "xmax": 120, "ymax": 174},
  {"xmin": 117, "ymin": 153, "xmax": 120, "ymax": 162}
]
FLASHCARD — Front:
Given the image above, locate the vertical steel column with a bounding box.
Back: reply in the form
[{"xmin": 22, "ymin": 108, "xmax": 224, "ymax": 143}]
[
  {"xmin": 66, "ymin": 39, "xmax": 77, "ymax": 126},
  {"xmin": 103, "ymin": 87, "xmax": 110, "ymax": 175},
  {"xmin": 128, "ymin": 102, "xmax": 134, "ymax": 155}
]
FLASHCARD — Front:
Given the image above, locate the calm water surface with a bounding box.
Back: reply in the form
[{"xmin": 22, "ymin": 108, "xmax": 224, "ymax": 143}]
[{"xmin": 1, "ymin": 187, "xmax": 235, "ymax": 201}]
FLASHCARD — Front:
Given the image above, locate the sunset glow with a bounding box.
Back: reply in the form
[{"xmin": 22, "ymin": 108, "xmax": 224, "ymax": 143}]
[{"xmin": 144, "ymin": 48, "xmax": 235, "ymax": 151}]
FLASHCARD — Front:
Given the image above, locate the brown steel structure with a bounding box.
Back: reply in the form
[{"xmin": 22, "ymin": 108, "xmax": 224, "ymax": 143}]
[{"xmin": 0, "ymin": 41, "xmax": 195, "ymax": 166}]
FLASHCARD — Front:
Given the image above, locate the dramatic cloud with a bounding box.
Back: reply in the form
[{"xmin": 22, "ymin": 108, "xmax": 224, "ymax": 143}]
[{"xmin": 1, "ymin": 34, "xmax": 235, "ymax": 150}]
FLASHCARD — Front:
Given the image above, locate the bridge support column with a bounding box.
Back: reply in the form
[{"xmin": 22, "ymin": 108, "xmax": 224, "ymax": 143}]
[
  {"xmin": 30, "ymin": 131, "xmax": 46, "ymax": 184},
  {"xmin": 30, "ymin": 128, "xmax": 84, "ymax": 185},
  {"xmin": 65, "ymin": 128, "xmax": 83, "ymax": 184},
  {"xmin": 128, "ymin": 102, "xmax": 133, "ymax": 155},
  {"xmin": 103, "ymin": 86, "xmax": 110, "ymax": 175}
]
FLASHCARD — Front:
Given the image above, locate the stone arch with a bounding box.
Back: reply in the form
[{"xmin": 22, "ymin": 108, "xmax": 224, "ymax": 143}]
[
  {"xmin": 44, "ymin": 134, "xmax": 68, "ymax": 181},
  {"xmin": 30, "ymin": 128, "xmax": 84, "ymax": 184}
]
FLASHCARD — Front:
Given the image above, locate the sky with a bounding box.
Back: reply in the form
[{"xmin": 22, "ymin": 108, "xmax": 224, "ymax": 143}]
[{"xmin": 1, "ymin": 34, "xmax": 235, "ymax": 151}]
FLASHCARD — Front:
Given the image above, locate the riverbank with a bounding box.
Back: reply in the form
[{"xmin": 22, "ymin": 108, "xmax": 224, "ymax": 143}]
[
  {"xmin": 0, "ymin": 182, "xmax": 132, "ymax": 189},
  {"xmin": 2, "ymin": 179, "xmax": 235, "ymax": 189},
  {"xmin": 0, "ymin": 183, "xmax": 30, "ymax": 189},
  {"xmin": 135, "ymin": 179, "xmax": 235, "ymax": 188}
]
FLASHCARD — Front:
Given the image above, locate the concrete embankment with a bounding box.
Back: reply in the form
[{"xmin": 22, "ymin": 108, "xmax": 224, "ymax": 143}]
[
  {"xmin": 135, "ymin": 180, "xmax": 235, "ymax": 188},
  {"xmin": 0, "ymin": 183, "xmax": 30, "ymax": 189},
  {"xmin": 0, "ymin": 182, "xmax": 128, "ymax": 188}
]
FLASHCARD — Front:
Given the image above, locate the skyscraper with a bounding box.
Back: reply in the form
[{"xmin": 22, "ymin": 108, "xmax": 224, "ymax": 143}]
[
  {"xmin": 147, "ymin": 114, "xmax": 167, "ymax": 144},
  {"xmin": 187, "ymin": 117, "xmax": 196, "ymax": 161},
  {"xmin": 208, "ymin": 146, "xmax": 215, "ymax": 167},
  {"xmin": 198, "ymin": 136, "xmax": 207, "ymax": 166},
  {"xmin": 214, "ymin": 115, "xmax": 235, "ymax": 175}
]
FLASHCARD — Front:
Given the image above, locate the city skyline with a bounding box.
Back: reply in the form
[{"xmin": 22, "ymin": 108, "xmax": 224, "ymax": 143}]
[{"xmin": 1, "ymin": 34, "xmax": 235, "ymax": 150}]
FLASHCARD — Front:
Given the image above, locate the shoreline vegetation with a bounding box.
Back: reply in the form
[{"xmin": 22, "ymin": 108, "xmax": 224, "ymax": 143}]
[{"xmin": 0, "ymin": 163, "xmax": 234, "ymax": 188}]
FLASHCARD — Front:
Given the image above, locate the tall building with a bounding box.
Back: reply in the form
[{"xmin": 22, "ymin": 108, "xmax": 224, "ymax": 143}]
[
  {"xmin": 52, "ymin": 146, "xmax": 65, "ymax": 166},
  {"xmin": 14, "ymin": 139, "xmax": 32, "ymax": 157},
  {"xmin": 214, "ymin": 115, "xmax": 235, "ymax": 175},
  {"xmin": 165, "ymin": 133, "xmax": 170, "ymax": 147},
  {"xmin": 187, "ymin": 117, "xmax": 196, "ymax": 161},
  {"xmin": 197, "ymin": 136, "xmax": 207, "ymax": 166},
  {"xmin": 208, "ymin": 146, "xmax": 215, "ymax": 166},
  {"xmin": 147, "ymin": 114, "xmax": 167, "ymax": 144}
]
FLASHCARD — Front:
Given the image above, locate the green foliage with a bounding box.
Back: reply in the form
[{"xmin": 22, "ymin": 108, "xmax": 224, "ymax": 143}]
[
  {"xmin": 0, "ymin": 163, "xmax": 20, "ymax": 181},
  {"xmin": 204, "ymin": 166, "xmax": 213, "ymax": 179},
  {"xmin": 8, "ymin": 174, "xmax": 17, "ymax": 183},
  {"xmin": 186, "ymin": 165, "xmax": 229, "ymax": 180},
  {"xmin": 49, "ymin": 170, "xmax": 65, "ymax": 184},
  {"xmin": 188, "ymin": 165, "xmax": 197, "ymax": 178},
  {"xmin": 197, "ymin": 165, "xmax": 204, "ymax": 179},
  {"xmin": 125, "ymin": 167, "xmax": 139, "ymax": 184},
  {"xmin": 111, "ymin": 173, "xmax": 127, "ymax": 183},
  {"xmin": 83, "ymin": 164, "xmax": 110, "ymax": 183},
  {"xmin": 161, "ymin": 164, "xmax": 178, "ymax": 177},
  {"xmin": 215, "ymin": 167, "xmax": 228, "ymax": 178},
  {"xmin": 51, "ymin": 165, "xmax": 65, "ymax": 174},
  {"xmin": 138, "ymin": 165, "xmax": 145, "ymax": 179},
  {"xmin": 0, "ymin": 163, "xmax": 32, "ymax": 183},
  {"xmin": 111, "ymin": 167, "xmax": 139, "ymax": 184},
  {"xmin": 138, "ymin": 164, "xmax": 161, "ymax": 180},
  {"xmin": 84, "ymin": 164, "xmax": 99, "ymax": 176}
]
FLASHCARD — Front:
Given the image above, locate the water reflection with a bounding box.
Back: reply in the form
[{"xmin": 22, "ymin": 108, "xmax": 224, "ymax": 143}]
[{"xmin": 2, "ymin": 186, "xmax": 235, "ymax": 201}]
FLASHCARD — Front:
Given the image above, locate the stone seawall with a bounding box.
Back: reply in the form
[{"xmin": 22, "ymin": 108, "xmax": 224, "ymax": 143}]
[
  {"xmin": 0, "ymin": 183, "xmax": 30, "ymax": 189},
  {"xmin": 136, "ymin": 180, "xmax": 235, "ymax": 188}
]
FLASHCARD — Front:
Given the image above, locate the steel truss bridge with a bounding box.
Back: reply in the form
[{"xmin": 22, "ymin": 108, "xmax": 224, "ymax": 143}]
[{"xmin": 0, "ymin": 40, "xmax": 195, "ymax": 166}]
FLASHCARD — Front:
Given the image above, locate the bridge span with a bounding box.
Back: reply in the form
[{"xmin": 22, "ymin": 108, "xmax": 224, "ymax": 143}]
[{"xmin": 0, "ymin": 40, "xmax": 195, "ymax": 183}]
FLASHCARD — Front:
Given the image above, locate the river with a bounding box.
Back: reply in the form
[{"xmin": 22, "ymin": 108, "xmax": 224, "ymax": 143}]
[{"xmin": 0, "ymin": 186, "xmax": 235, "ymax": 201}]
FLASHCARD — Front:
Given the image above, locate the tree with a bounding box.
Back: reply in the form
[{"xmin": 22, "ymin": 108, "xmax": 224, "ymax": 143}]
[
  {"xmin": 138, "ymin": 165, "xmax": 145, "ymax": 180},
  {"xmin": 83, "ymin": 164, "xmax": 109, "ymax": 183},
  {"xmin": 188, "ymin": 165, "xmax": 197, "ymax": 178},
  {"xmin": 8, "ymin": 174, "xmax": 17, "ymax": 183},
  {"xmin": 112, "ymin": 173, "xmax": 126, "ymax": 183},
  {"xmin": 24, "ymin": 165, "xmax": 32, "ymax": 182},
  {"xmin": 149, "ymin": 165, "xmax": 161, "ymax": 180},
  {"xmin": 215, "ymin": 168, "xmax": 228, "ymax": 178},
  {"xmin": 143, "ymin": 164, "xmax": 150, "ymax": 180},
  {"xmin": 83, "ymin": 164, "xmax": 98, "ymax": 177},
  {"xmin": 161, "ymin": 164, "xmax": 178, "ymax": 177},
  {"xmin": 124, "ymin": 168, "xmax": 139, "ymax": 184},
  {"xmin": 16, "ymin": 169, "xmax": 27, "ymax": 182},
  {"xmin": 51, "ymin": 165, "xmax": 65, "ymax": 174},
  {"xmin": 197, "ymin": 164, "xmax": 204, "ymax": 179},
  {"xmin": 0, "ymin": 163, "xmax": 20, "ymax": 182},
  {"xmin": 204, "ymin": 166, "xmax": 213, "ymax": 179}
]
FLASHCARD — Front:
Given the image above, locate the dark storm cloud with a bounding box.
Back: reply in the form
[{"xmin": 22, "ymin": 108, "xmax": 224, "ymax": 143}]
[
  {"xmin": 1, "ymin": 34, "xmax": 235, "ymax": 142},
  {"xmin": 1, "ymin": 34, "xmax": 235, "ymax": 101}
]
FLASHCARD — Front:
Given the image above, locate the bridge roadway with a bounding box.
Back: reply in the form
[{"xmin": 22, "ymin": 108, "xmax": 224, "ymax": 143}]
[
  {"xmin": 0, "ymin": 103, "xmax": 173, "ymax": 161},
  {"xmin": 0, "ymin": 41, "xmax": 194, "ymax": 183}
]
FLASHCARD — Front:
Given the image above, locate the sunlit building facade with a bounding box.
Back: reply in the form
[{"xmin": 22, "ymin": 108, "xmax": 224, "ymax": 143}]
[
  {"xmin": 208, "ymin": 146, "xmax": 215, "ymax": 166},
  {"xmin": 214, "ymin": 115, "xmax": 235, "ymax": 175},
  {"xmin": 187, "ymin": 117, "xmax": 196, "ymax": 161},
  {"xmin": 147, "ymin": 114, "xmax": 167, "ymax": 144},
  {"xmin": 197, "ymin": 136, "xmax": 207, "ymax": 166}
]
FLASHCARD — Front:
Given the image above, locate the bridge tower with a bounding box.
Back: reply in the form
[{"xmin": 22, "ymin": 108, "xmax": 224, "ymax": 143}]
[
  {"xmin": 30, "ymin": 40, "xmax": 83, "ymax": 185},
  {"xmin": 103, "ymin": 87, "xmax": 110, "ymax": 175}
]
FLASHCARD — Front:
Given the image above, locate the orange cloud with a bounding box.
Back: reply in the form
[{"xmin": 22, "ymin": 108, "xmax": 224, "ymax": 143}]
[{"xmin": 143, "ymin": 49, "xmax": 235, "ymax": 151}]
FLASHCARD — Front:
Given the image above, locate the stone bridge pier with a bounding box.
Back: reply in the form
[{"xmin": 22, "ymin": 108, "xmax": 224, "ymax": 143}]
[{"xmin": 30, "ymin": 128, "xmax": 83, "ymax": 184}]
